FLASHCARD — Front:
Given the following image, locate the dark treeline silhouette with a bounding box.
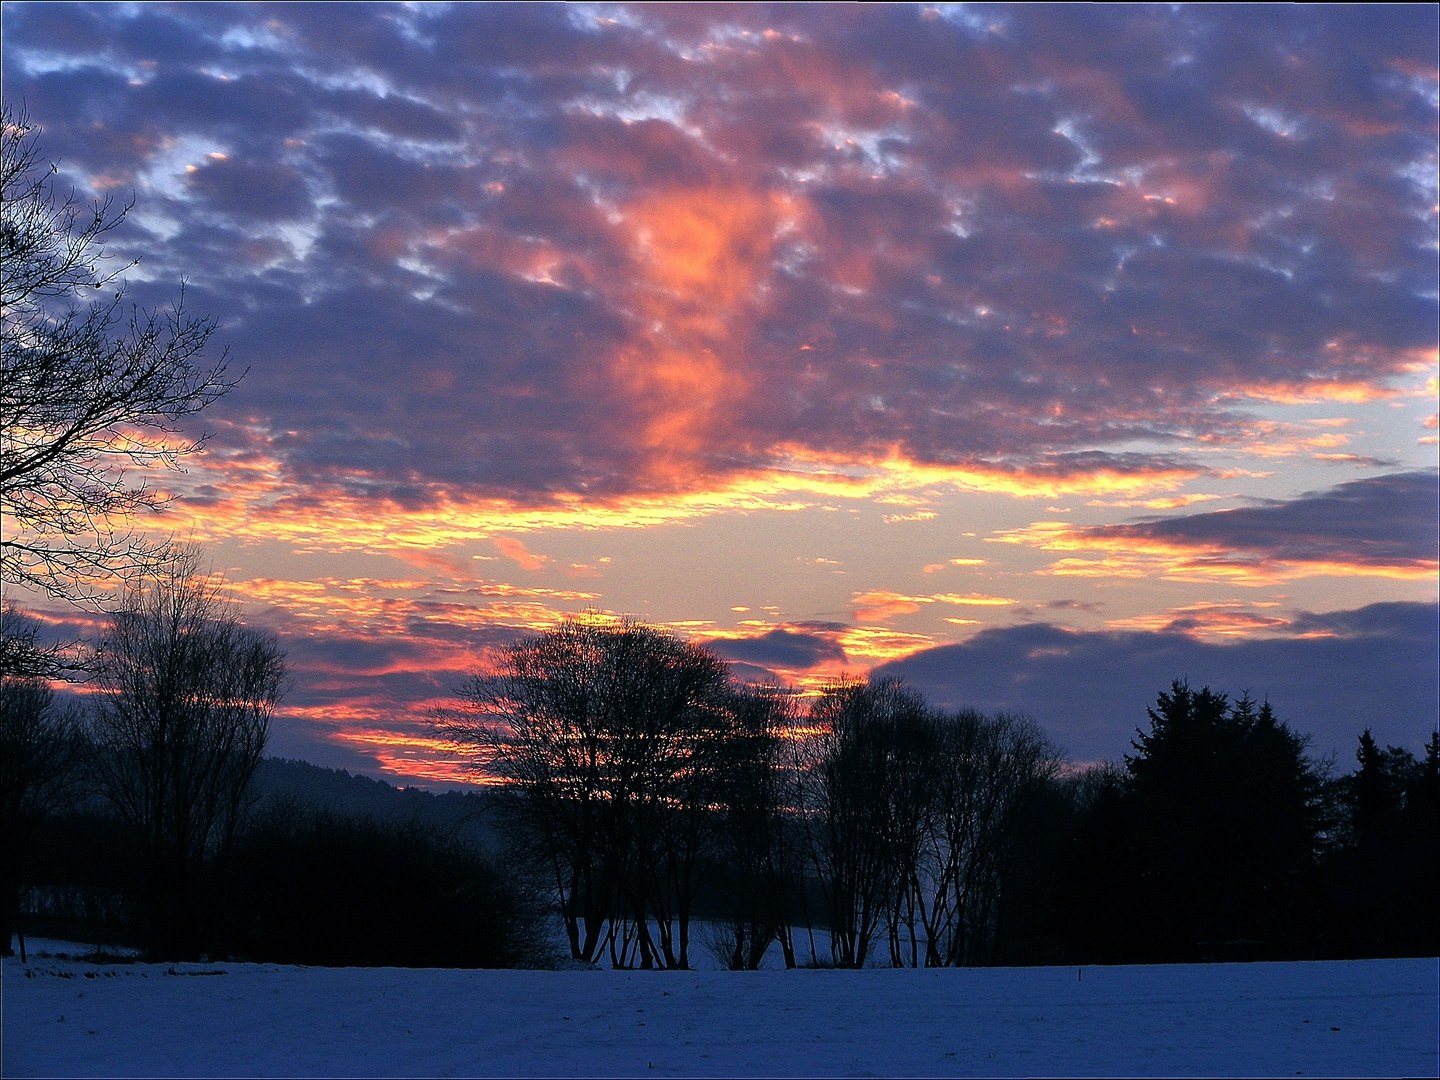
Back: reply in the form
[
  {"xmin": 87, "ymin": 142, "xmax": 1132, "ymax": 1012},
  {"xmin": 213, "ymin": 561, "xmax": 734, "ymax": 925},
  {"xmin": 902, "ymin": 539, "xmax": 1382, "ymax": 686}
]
[
  {"xmin": 217, "ymin": 802, "xmax": 541, "ymax": 968},
  {"xmin": 1023, "ymin": 684, "xmax": 1328, "ymax": 964},
  {"xmin": 6, "ymin": 610, "xmax": 1437, "ymax": 968},
  {"xmin": 1322, "ymin": 728, "xmax": 1438, "ymax": 959},
  {"xmin": 443, "ymin": 618, "xmax": 1438, "ymax": 969},
  {"xmin": 1, "ymin": 558, "xmax": 539, "ymax": 967}
]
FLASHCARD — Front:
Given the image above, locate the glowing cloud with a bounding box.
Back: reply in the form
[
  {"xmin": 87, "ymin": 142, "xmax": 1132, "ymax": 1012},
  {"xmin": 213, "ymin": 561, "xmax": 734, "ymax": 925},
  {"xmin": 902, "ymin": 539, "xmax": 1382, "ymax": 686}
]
[
  {"xmin": 852, "ymin": 590, "xmax": 1016, "ymax": 622},
  {"xmin": 4, "ymin": 4, "xmax": 1432, "ymax": 516},
  {"xmin": 992, "ymin": 472, "xmax": 1440, "ymax": 585}
]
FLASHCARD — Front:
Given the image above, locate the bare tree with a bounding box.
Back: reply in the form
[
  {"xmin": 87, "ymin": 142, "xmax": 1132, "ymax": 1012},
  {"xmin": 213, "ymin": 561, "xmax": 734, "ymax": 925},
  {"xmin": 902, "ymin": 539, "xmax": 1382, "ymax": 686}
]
[
  {"xmin": 442, "ymin": 616, "xmax": 731, "ymax": 968},
  {"xmin": 799, "ymin": 681, "xmax": 1060, "ymax": 969},
  {"xmin": 89, "ymin": 551, "xmax": 285, "ymax": 959},
  {"xmin": 1, "ymin": 105, "xmax": 237, "ymax": 627},
  {"xmin": 709, "ymin": 685, "xmax": 805, "ymax": 969},
  {"xmin": 803, "ymin": 679, "xmax": 933, "ymax": 968},
  {"xmin": 916, "ymin": 709, "xmax": 1059, "ymax": 966},
  {"xmin": 443, "ymin": 617, "xmax": 625, "ymax": 964},
  {"xmin": 880, "ymin": 698, "xmax": 939, "ymax": 968}
]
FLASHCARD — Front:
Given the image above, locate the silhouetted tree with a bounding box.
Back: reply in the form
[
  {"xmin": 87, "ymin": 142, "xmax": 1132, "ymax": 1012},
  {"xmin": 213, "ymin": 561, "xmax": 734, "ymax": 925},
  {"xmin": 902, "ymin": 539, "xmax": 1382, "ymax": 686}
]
[
  {"xmin": 916, "ymin": 709, "xmax": 1059, "ymax": 967},
  {"xmin": 1408, "ymin": 732, "xmax": 1440, "ymax": 955},
  {"xmin": 877, "ymin": 697, "xmax": 938, "ymax": 968},
  {"xmin": 1322, "ymin": 728, "xmax": 1438, "ymax": 957},
  {"xmin": 709, "ymin": 685, "xmax": 804, "ymax": 969},
  {"xmin": 986, "ymin": 763, "xmax": 1121, "ymax": 966},
  {"xmin": 1413, "ymin": 731, "xmax": 1439, "ymax": 838},
  {"xmin": 88, "ymin": 551, "xmax": 285, "ymax": 959},
  {"xmin": 802, "ymin": 679, "xmax": 932, "ymax": 967},
  {"xmin": 443, "ymin": 616, "xmax": 730, "ymax": 968},
  {"xmin": 1348, "ymin": 729, "xmax": 1416, "ymax": 846},
  {"xmin": 1119, "ymin": 681, "xmax": 1325, "ymax": 960},
  {"xmin": 798, "ymin": 681, "xmax": 1060, "ymax": 969},
  {"xmin": 1, "ymin": 105, "xmax": 235, "ymax": 645}
]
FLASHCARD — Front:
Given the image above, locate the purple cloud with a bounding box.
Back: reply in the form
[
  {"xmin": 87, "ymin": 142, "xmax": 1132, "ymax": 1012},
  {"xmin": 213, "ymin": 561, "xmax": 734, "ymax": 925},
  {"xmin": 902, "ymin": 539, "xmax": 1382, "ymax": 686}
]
[
  {"xmin": 2, "ymin": 4, "xmax": 1432, "ymax": 507},
  {"xmin": 1064, "ymin": 471, "xmax": 1440, "ymax": 572},
  {"xmin": 874, "ymin": 601, "xmax": 1439, "ymax": 761}
]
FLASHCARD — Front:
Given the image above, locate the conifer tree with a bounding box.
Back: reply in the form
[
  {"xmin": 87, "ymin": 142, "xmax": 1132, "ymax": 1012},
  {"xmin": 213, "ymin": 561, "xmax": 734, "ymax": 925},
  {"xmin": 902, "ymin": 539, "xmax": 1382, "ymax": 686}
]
[{"xmin": 1120, "ymin": 680, "xmax": 1323, "ymax": 960}]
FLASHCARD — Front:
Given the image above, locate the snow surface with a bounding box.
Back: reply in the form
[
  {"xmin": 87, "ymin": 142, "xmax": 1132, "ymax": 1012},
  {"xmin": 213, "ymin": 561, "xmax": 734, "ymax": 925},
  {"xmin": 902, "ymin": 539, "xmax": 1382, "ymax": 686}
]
[{"xmin": 3, "ymin": 941, "xmax": 1436, "ymax": 1078}]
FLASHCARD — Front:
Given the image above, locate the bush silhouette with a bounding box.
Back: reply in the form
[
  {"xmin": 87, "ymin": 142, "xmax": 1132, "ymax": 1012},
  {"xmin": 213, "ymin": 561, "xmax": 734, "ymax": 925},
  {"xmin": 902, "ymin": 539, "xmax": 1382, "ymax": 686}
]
[{"xmin": 220, "ymin": 805, "xmax": 543, "ymax": 968}]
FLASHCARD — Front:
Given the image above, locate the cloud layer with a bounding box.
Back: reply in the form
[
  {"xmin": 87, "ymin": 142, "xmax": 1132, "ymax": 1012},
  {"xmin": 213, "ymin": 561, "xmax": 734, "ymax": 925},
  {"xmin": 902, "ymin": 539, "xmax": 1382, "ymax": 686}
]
[
  {"xmin": 874, "ymin": 601, "xmax": 1439, "ymax": 760},
  {"xmin": 6, "ymin": 6, "xmax": 1434, "ymax": 785},
  {"xmin": 994, "ymin": 470, "xmax": 1440, "ymax": 583},
  {"xmin": 6, "ymin": 3, "xmax": 1435, "ymax": 515}
]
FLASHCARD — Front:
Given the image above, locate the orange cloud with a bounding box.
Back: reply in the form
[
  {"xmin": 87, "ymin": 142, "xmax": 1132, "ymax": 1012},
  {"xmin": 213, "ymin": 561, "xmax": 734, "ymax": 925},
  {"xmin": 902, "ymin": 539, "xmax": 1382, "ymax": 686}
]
[
  {"xmin": 835, "ymin": 625, "xmax": 937, "ymax": 665},
  {"xmin": 995, "ymin": 524, "xmax": 1436, "ymax": 586},
  {"xmin": 852, "ymin": 589, "xmax": 1015, "ymax": 622},
  {"xmin": 852, "ymin": 591, "xmax": 924, "ymax": 621},
  {"xmin": 921, "ymin": 558, "xmax": 988, "ymax": 572},
  {"xmin": 492, "ymin": 536, "xmax": 548, "ymax": 571},
  {"xmin": 139, "ymin": 426, "xmax": 1213, "ymax": 566},
  {"xmin": 338, "ymin": 729, "xmax": 493, "ymax": 785},
  {"xmin": 602, "ymin": 186, "xmax": 802, "ymax": 479},
  {"xmin": 991, "ymin": 473, "xmax": 1439, "ymax": 585},
  {"xmin": 1106, "ymin": 601, "xmax": 1293, "ymax": 640},
  {"xmin": 1230, "ymin": 380, "xmax": 1400, "ymax": 405}
]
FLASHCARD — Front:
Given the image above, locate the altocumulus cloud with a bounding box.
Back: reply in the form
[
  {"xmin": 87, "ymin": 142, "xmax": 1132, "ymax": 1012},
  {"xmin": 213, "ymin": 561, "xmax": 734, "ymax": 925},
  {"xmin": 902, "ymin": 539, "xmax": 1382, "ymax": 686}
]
[{"xmin": 4, "ymin": 3, "xmax": 1435, "ymax": 513}]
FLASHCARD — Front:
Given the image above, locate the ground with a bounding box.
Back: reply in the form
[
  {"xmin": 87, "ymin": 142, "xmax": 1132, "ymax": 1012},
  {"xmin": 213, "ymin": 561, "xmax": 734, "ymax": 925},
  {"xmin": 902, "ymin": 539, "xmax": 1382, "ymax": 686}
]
[{"xmin": 3, "ymin": 941, "xmax": 1436, "ymax": 1078}]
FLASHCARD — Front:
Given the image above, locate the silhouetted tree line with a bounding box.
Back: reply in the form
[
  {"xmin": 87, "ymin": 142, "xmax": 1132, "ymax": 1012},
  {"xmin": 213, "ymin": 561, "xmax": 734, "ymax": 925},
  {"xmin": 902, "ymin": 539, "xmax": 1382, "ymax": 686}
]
[
  {"xmin": 2, "ymin": 557, "xmax": 541, "ymax": 967},
  {"xmin": 7, "ymin": 608, "xmax": 1437, "ymax": 968},
  {"xmin": 1321, "ymin": 727, "xmax": 1438, "ymax": 959},
  {"xmin": 445, "ymin": 618, "xmax": 1439, "ymax": 968}
]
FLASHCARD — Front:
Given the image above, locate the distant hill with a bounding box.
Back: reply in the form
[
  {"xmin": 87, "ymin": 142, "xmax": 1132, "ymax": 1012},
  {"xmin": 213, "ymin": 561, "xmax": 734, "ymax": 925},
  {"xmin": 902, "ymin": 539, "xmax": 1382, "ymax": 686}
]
[{"xmin": 251, "ymin": 758, "xmax": 503, "ymax": 853}]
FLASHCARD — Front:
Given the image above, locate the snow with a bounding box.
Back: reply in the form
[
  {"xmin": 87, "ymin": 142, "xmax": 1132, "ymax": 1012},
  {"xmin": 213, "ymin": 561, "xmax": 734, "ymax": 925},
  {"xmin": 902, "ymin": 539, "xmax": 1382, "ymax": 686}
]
[{"xmin": 3, "ymin": 941, "xmax": 1436, "ymax": 1078}]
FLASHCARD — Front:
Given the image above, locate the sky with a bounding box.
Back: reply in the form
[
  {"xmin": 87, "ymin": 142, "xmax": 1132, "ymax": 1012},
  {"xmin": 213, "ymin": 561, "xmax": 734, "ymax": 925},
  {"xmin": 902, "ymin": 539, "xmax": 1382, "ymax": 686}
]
[{"xmin": 4, "ymin": 2, "xmax": 1437, "ymax": 783}]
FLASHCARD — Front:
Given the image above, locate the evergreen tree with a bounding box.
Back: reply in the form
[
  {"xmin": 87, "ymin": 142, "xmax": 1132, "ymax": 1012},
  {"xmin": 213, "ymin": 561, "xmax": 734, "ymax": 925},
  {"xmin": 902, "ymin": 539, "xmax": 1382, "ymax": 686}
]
[
  {"xmin": 1324, "ymin": 728, "xmax": 1437, "ymax": 957},
  {"xmin": 1350, "ymin": 728, "xmax": 1402, "ymax": 847},
  {"xmin": 1120, "ymin": 681, "xmax": 1324, "ymax": 960}
]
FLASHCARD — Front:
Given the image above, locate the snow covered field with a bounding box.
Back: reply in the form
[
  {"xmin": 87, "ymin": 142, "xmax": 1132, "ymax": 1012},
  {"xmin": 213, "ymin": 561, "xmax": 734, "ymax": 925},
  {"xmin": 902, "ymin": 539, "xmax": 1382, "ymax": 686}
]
[{"xmin": 3, "ymin": 942, "xmax": 1436, "ymax": 1078}]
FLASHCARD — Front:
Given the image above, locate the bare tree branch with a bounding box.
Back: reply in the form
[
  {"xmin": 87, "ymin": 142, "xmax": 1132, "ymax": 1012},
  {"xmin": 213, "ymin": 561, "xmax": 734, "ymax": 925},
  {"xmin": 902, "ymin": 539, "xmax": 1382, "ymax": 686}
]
[{"xmin": 1, "ymin": 105, "xmax": 239, "ymax": 614}]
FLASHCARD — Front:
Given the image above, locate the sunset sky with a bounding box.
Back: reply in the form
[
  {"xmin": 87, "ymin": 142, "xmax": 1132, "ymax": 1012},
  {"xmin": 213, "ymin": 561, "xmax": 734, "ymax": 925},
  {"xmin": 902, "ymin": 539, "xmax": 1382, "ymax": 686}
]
[{"xmin": 5, "ymin": 3, "xmax": 1436, "ymax": 783}]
